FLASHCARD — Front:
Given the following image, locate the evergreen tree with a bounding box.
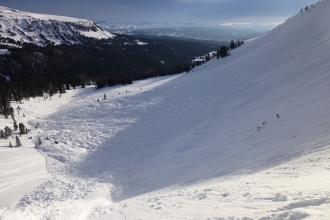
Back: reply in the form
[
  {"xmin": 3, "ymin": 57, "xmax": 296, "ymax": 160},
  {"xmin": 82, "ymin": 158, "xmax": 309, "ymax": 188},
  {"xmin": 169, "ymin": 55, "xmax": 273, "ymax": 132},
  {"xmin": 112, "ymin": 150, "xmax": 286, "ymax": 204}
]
[
  {"xmin": 19, "ymin": 123, "xmax": 26, "ymax": 136},
  {"xmin": 230, "ymin": 40, "xmax": 236, "ymax": 50},
  {"xmin": 0, "ymin": 94, "xmax": 10, "ymax": 119},
  {"xmin": 16, "ymin": 136, "xmax": 22, "ymax": 147},
  {"xmin": 66, "ymin": 83, "xmax": 70, "ymax": 90},
  {"xmin": 96, "ymin": 78, "xmax": 107, "ymax": 89},
  {"xmin": 237, "ymin": 39, "xmax": 242, "ymax": 47},
  {"xmin": 205, "ymin": 53, "xmax": 210, "ymax": 62},
  {"xmin": 4, "ymin": 126, "xmax": 12, "ymax": 138},
  {"xmin": 13, "ymin": 122, "xmax": 18, "ymax": 131},
  {"xmin": 175, "ymin": 65, "xmax": 183, "ymax": 74},
  {"xmin": 185, "ymin": 65, "xmax": 190, "ymax": 73},
  {"xmin": 219, "ymin": 46, "xmax": 229, "ymax": 58}
]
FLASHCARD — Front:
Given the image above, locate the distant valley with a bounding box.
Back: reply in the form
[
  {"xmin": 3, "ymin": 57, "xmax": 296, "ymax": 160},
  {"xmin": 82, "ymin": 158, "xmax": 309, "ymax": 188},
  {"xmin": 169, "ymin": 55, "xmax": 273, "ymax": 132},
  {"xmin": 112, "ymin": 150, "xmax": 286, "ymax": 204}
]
[
  {"xmin": 0, "ymin": 6, "xmax": 234, "ymax": 88},
  {"xmin": 97, "ymin": 22, "xmax": 277, "ymax": 42}
]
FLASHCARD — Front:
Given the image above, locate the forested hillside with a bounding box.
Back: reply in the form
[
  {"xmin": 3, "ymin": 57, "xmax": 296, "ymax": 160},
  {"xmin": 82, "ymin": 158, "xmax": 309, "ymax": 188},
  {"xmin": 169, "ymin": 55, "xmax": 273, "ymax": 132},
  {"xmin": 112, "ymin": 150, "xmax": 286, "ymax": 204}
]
[
  {"xmin": 0, "ymin": 34, "xmax": 224, "ymax": 116},
  {"xmin": 0, "ymin": 35, "xmax": 221, "ymax": 83}
]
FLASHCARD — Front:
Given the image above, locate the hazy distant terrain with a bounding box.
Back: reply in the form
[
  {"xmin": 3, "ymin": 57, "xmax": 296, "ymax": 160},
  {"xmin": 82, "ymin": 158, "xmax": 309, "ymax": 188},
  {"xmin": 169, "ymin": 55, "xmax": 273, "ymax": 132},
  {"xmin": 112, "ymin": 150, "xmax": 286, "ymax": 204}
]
[{"xmin": 97, "ymin": 22, "xmax": 277, "ymax": 41}]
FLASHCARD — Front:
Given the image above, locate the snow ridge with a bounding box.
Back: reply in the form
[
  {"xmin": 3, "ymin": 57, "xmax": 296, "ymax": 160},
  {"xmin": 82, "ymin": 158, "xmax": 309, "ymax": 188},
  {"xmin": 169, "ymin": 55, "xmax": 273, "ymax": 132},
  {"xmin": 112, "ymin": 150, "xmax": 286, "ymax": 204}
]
[{"xmin": 0, "ymin": 6, "xmax": 114, "ymax": 46}]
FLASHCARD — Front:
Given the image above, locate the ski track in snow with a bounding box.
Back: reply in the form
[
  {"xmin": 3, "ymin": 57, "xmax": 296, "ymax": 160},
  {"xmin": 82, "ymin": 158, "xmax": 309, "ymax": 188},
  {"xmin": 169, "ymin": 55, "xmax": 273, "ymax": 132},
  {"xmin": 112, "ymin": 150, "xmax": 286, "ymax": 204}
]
[
  {"xmin": 0, "ymin": 147, "xmax": 51, "ymax": 208},
  {"xmin": 1, "ymin": 1, "xmax": 330, "ymax": 219}
]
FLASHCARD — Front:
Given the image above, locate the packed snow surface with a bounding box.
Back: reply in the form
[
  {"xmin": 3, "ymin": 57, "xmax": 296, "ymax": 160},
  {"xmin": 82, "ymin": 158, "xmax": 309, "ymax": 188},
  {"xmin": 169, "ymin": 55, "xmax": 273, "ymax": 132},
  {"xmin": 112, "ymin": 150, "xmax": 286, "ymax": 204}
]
[{"xmin": 1, "ymin": 0, "xmax": 330, "ymax": 219}]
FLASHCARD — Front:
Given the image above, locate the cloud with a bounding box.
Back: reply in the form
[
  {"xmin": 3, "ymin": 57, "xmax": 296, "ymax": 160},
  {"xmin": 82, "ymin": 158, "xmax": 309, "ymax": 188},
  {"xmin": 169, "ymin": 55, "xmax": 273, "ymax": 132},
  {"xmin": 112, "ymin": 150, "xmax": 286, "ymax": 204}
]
[{"xmin": 0, "ymin": 0, "xmax": 319, "ymax": 24}]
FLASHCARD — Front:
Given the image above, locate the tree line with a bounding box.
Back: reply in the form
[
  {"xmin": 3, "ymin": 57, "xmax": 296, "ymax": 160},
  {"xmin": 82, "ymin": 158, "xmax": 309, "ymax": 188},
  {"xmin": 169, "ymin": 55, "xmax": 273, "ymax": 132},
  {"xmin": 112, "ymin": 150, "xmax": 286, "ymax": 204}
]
[{"xmin": 0, "ymin": 36, "xmax": 238, "ymax": 116}]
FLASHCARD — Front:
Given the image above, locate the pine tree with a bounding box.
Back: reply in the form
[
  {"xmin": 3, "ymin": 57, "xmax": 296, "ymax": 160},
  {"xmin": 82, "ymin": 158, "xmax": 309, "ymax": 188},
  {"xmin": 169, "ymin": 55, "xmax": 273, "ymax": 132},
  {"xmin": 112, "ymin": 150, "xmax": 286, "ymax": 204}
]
[
  {"xmin": 10, "ymin": 111, "xmax": 15, "ymax": 122},
  {"xmin": 230, "ymin": 40, "xmax": 236, "ymax": 50},
  {"xmin": 237, "ymin": 39, "xmax": 242, "ymax": 47},
  {"xmin": 19, "ymin": 123, "xmax": 26, "ymax": 136},
  {"xmin": 175, "ymin": 65, "xmax": 183, "ymax": 74},
  {"xmin": 219, "ymin": 46, "xmax": 229, "ymax": 58},
  {"xmin": 16, "ymin": 136, "xmax": 22, "ymax": 147},
  {"xmin": 13, "ymin": 122, "xmax": 18, "ymax": 131},
  {"xmin": 1, "ymin": 94, "xmax": 10, "ymax": 119},
  {"xmin": 4, "ymin": 126, "xmax": 12, "ymax": 138}
]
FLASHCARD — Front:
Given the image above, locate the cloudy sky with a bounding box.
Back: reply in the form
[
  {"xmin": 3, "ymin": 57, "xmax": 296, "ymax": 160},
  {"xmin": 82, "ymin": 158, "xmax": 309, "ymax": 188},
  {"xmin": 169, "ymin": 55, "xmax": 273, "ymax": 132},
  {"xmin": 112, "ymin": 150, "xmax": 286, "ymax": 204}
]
[{"xmin": 1, "ymin": 0, "xmax": 318, "ymax": 24}]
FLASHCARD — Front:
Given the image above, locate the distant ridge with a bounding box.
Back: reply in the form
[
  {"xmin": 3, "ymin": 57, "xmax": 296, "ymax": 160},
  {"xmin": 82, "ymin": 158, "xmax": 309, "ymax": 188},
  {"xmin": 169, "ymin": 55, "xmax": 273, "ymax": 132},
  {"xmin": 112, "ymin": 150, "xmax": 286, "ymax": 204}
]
[{"xmin": 0, "ymin": 6, "xmax": 114, "ymax": 46}]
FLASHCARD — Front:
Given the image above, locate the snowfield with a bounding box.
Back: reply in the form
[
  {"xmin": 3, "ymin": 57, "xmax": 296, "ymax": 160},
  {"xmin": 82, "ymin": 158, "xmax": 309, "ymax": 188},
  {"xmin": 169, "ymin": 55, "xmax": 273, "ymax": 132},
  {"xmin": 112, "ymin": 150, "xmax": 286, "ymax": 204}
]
[{"xmin": 1, "ymin": 0, "xmax": 330, "ymax": 219}]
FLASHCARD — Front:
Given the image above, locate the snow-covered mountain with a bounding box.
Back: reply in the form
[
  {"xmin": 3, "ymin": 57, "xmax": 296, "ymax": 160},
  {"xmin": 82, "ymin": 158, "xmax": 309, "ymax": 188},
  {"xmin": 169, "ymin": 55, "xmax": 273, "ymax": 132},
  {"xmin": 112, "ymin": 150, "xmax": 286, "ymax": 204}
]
[
  {"xmin": 1, "ymin": 1, "xmax": 330, "ymax": 220},
  {"xmin": 0, "ymin": 6, "xmax": 114, "ymax": 46}
]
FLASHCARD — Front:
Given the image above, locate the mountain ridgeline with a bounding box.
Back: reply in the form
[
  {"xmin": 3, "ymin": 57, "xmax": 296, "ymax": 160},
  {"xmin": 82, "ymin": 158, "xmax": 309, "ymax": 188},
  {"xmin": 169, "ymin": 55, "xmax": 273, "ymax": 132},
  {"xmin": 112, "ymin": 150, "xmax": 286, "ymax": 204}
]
[{"xmin": 0, "ymin": 6, "xmax": 114, "ymax": 46}]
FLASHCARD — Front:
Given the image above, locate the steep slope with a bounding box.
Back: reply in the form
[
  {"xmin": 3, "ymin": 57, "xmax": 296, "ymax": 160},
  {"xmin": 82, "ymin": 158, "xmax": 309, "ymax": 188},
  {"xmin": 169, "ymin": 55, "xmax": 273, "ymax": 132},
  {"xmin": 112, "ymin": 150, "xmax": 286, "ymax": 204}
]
[
  {"xmin": 1, "ymin": 1, "xmax": 330, "ymax": 219},
  {"xmin": 0, "ymin": 6, "xmax": 114, "ymax": 46}
]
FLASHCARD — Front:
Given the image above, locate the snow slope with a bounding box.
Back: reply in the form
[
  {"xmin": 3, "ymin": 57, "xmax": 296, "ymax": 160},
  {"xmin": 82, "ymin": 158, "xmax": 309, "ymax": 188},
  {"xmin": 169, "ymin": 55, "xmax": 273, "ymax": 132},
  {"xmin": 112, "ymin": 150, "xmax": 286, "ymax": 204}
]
[
  {"xmin": 0, "ymin": 92, "xmax": 77, "ymax": 208},
  {"xmin": 0, "ymin": 6, "xmax": 114, "ymax": 46},
  {"xmin": 1, "ymin": 0, "xmax": 330, "ymax": 219}
]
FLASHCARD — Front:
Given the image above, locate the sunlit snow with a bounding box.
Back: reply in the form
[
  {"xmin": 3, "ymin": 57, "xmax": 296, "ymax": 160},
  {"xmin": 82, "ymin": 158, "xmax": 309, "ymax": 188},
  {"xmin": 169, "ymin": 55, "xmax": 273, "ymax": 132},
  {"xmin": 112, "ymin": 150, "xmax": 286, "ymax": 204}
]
[{"xmin": 1, "ymin": 1, "xmax": 330, "ymax": 219}]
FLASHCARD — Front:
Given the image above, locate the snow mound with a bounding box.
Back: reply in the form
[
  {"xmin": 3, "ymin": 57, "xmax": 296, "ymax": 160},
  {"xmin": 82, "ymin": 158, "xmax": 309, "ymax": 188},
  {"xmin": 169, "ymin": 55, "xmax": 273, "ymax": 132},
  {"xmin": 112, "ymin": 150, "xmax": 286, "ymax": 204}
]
[{"xmin": 273, "ymin": 193, "xmax": 288, "ymax": 202}]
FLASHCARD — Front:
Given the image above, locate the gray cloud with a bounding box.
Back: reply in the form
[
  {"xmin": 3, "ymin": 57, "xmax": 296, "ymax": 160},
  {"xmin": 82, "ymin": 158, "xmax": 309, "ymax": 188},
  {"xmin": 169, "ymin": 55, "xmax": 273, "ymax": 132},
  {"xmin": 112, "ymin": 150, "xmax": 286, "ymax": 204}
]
[{"xmin": 1, "ymin": 0, "xmax": 318, "ymax": 24}]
